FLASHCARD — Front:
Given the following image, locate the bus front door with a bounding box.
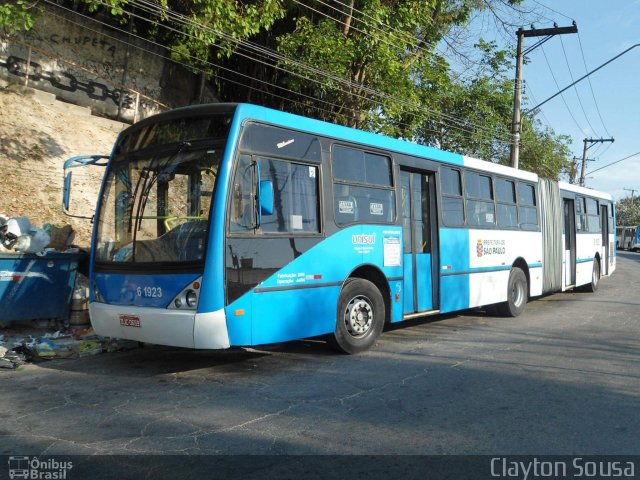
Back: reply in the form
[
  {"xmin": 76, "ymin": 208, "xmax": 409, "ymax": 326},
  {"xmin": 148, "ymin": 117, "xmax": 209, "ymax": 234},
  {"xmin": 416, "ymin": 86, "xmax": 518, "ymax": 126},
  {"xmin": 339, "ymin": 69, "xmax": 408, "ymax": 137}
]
[
  {"xmin": 400, "ymin": 170, "xmax": 437, "ymax": 314},
  {"xmin": 563, "ymin": 198, "xmax": 576, "ymax": 287}
]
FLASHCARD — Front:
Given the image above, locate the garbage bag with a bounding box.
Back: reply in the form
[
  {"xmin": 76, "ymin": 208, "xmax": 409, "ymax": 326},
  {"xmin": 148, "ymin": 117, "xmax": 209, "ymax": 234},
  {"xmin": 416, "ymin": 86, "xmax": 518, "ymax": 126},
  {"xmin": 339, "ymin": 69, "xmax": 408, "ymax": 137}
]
[
  {"xmin": 14, "ymin": 228, "xmax": 51, "ymax": 253},
  {"xmin": 6, "ymin": 217, "xmax": 31, "ymax": 237}
]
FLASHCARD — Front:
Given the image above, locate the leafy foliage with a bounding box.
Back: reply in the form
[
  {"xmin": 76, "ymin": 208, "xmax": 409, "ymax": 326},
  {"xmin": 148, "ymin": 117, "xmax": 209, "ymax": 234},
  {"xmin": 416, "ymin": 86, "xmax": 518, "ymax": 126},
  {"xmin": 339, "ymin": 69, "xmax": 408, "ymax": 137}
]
[
  {"xmin": 0, "ymin": 0, "xmax": 37, "ymax": 34},
  {"xmin": 2, "ymin": 0, "xmax": 573, "ymax": 179},
  {"xmin": 616, "ymin": 196, "xmax": 640, "ymax": 226}
]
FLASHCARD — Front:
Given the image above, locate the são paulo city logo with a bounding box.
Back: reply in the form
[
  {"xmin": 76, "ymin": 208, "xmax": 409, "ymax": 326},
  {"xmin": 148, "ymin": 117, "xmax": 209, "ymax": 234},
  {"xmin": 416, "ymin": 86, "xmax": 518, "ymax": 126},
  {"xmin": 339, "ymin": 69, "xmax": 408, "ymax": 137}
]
[{"xmin": 476, "ymin": 239, "xmax": 506, "ymax": 257}]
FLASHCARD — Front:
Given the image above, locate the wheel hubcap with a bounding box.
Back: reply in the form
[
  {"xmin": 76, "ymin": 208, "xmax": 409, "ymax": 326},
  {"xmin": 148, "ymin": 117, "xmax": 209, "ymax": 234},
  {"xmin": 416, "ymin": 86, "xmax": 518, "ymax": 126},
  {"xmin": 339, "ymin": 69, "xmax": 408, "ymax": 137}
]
[
  {"xmin": 344, "ymin": 295, "xmax": 373, "ymax": 337},
  {"xmin": 511, "ymin": 282, "xmax": 524, "ymax": 308}
]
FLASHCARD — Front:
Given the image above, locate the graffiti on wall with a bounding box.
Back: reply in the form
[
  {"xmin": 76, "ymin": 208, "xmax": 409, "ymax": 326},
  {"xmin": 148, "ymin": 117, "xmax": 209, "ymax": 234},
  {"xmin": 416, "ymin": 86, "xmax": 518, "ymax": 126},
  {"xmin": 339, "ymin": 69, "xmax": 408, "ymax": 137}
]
[
  {"xmin": 46, "ymin": 33, "xmax": 118, "ymax": 57},
  {"xmin": 0, "ymin": 55, "xmax": 134, "ymax": 108}
]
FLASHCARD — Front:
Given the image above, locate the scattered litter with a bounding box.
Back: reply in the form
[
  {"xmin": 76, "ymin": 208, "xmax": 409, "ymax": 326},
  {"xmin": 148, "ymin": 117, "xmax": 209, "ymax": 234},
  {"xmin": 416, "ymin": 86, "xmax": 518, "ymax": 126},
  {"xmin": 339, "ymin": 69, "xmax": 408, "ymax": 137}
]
[
  {"xmin": 0, "ymin": 358, "xmax": 15, "ymax": 369},
  {"xmin": 0, "ymin": 216, "xmax": 76, "ymax": 254},
  {"xmin": 0, "ymin": 322, "xmax": 141, "ymax": 368},
  {"xmin": 79, "ymin": 340, "xmax": 102, "ymax": 356}
]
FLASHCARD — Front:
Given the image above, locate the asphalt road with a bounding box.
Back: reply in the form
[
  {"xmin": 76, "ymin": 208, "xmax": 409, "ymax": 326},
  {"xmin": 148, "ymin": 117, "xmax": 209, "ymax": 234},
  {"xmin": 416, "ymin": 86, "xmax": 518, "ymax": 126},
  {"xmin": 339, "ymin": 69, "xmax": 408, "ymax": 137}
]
[{"xmin": 1, "ymin": 253, "xmax": 639, "ymax": 460}]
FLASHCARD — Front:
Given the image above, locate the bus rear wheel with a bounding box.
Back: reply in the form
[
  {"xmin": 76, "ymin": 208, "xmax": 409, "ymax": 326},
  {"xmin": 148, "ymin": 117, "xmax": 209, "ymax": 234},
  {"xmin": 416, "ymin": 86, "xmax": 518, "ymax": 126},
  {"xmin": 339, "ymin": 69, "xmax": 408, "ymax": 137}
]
[
  {"xmin": 497, "ymin": 267, "xmax": 528, "ymax": 317},
  {"xmin": 330, "ymin": 278, "xmax": 385, "ymax": 354},
  {"xmin": 584, "ymin": 258, "xmax": 600, "ymax": 292}
]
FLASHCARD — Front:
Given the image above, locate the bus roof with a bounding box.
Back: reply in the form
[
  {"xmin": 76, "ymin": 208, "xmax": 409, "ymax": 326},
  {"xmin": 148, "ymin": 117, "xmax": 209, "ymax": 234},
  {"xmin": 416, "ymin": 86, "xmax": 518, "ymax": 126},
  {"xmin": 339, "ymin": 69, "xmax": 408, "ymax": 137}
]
[{"xmin": 126, "ymin": 102, "xmax": 611, "ymax": 199}]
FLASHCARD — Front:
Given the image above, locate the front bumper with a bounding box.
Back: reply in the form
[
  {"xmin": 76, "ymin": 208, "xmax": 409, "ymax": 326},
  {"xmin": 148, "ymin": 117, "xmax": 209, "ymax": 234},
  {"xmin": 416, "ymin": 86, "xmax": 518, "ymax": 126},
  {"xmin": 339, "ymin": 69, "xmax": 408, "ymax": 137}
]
[{"xmin": 89, "ymin": 302, "xmax": 231, "ymax": 349}]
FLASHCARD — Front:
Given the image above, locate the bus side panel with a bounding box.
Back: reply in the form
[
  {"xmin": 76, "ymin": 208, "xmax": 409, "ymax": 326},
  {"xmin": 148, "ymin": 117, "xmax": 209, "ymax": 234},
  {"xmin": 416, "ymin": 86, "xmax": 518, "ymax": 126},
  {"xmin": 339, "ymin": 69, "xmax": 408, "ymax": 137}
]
[
  {"xmin": 225, "ymin": 293, "xmax": 252, "ymax": 346},
  {"xmin": 575, "ymin": 233, "xmax": 600, "ymax": 287},
  {"xmin": 439, "ymin": 228, "xmax": 470, "ymax": 313},
  {"xmin": 226, "ymin": 225, "xmax": 403, "ymax": 346},
  {"xmin": 608, "ymin": 232, "xmax": 616, "ymax": 274},
  {"xmin": 251, "ymin": 286, "xmax": 341, "ymax": 345},
  {"xmin": 467, "ymin": 229, "xmax": 544, "ymax": 306}
]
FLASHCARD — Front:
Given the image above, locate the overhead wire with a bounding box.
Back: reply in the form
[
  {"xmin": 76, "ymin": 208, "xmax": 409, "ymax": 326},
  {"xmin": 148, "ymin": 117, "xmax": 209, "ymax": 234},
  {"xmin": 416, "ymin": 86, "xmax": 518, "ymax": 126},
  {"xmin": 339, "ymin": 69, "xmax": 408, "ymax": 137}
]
[
  {"xmin": 558, "ymin": 35, "xmax": 599, "ymax": 136},
  {"xmin": 127, "ymin": 0, "xmax": 510, "ymax": 142},
  {"xmin": 323, "ymin": 0, "xmax": 474, "ymax": 81},
  {"xmin": 529, "ymin": 0, "xmax": 575, "ymax": 22},
  {"xmin": 40, "ymin": 4, "xmax": 375, "ymax": 125},
  {"xmin": 588, "ymin": 151, "xmax": 640, "ymax": 175},
  {"xmin": 577, "ymin": 32, "xmax": 612, "ymax": 138},
  {"xmin": 41, "ymin": 3, "xmax": 452, "ymax": 139},
  {"xmin": 102, "ymin": 0, "xmax": 514, "ymax": 144},
  {"xmin": 539, "ymin": 45, "xmax": 588, "ymax": 137}
]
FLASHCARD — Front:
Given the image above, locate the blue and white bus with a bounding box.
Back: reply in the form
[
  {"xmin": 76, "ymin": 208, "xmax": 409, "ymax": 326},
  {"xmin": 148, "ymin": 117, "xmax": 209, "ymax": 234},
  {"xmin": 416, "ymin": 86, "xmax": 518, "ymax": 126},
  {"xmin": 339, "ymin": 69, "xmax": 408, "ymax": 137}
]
[
  {"xmin": 63, "ymin": 103, "xmax": 616, "ymax": 353},
  {"xmin": 616, "ymin": 225, "xmax": 640, "ymax": 251}
]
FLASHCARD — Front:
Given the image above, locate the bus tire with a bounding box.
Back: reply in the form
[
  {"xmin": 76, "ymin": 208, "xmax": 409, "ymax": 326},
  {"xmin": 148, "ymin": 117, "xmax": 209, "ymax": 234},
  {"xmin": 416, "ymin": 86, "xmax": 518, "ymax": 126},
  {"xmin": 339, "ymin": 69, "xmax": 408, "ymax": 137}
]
[
  {"xmin": 497, "ymin": 267, "xmax": 528, "ymax": 317},
  {"xmin": 330, "ymin": 278, "xmax": 385, "ymax": 354},
  {"xmin": 584, "ymin": 258, "xmax": 600, "ymax": 292}
]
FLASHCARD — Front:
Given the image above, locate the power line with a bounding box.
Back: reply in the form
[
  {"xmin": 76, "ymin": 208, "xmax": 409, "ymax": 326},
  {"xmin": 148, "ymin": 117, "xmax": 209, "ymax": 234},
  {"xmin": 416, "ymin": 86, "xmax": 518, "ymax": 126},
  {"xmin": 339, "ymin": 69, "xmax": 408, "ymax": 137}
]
[
  {"xmin": 576, "ymin": 32, "xmax": 612, "ymax": 138},
  {"xmin": 540, "ymin": 45, "xmax": 587, "ymax": 136},
  {"xmin": 75, "ymin": 0, "xmax": 513, "ymax": 145},
  {"xmin": 587, "ymin": 151, "xmax": 640, "ymax": 175},
  {"xmin": 131, "ymin": 0, "xmax": 510, "ymax": 141},
  {"xmin": 41, "ymin": 5, "xmax": 379, "ymax": 126},
  {"xmin": 529, "ymin": 0, "xmax": 575, "ymax": 22},
  {"xmin": 43, "ymin": 2, "xmax": 504, "ymax": 147},
  {"xmin": 559, "ymin": 35, "xmax": 598, "ymax": 136}
]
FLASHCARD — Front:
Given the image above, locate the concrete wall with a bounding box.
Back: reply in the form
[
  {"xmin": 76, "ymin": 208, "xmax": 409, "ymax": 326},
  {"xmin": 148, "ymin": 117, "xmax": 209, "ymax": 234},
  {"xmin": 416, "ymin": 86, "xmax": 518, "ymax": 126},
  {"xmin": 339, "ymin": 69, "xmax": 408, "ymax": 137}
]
[{"xmin": 0, "ymin": 6, "xmax": 216, "ymax": 122}]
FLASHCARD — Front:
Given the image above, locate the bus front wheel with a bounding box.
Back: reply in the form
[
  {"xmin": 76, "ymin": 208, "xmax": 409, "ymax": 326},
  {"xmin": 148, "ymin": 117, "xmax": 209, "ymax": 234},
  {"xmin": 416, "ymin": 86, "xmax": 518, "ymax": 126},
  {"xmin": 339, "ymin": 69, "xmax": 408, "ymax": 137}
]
[
  {"xmin": 330, "ymin": 278, "xmax": 385, "ymax": 354},
  {"xmin": 497, "ymin": 267, "xmax": 528, "ymax": 317}
]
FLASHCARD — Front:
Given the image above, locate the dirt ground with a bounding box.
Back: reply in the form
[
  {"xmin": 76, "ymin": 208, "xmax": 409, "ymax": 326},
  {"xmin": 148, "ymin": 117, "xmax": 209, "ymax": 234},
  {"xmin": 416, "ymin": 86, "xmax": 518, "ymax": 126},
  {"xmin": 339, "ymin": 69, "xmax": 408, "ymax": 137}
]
[{"xmin": 0, "ymin": 82, "xmax": 127, "ymax": 247}]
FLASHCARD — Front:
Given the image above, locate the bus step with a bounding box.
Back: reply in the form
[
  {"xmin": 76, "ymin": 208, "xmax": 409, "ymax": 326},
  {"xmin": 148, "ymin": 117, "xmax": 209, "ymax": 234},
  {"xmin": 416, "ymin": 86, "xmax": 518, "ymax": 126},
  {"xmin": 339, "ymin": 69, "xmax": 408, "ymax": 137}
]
[{"xmin": 403, "ymin": 310, "xmax": 440, "ymax": 321}]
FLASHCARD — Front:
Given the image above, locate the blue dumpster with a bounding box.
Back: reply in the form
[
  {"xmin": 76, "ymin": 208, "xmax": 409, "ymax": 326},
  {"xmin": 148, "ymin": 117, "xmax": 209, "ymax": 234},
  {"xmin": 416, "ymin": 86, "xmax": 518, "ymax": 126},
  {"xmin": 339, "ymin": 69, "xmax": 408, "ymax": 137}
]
[{"xmin": 0, "ymin": 251, "xmax": 85, "ymax": 322}]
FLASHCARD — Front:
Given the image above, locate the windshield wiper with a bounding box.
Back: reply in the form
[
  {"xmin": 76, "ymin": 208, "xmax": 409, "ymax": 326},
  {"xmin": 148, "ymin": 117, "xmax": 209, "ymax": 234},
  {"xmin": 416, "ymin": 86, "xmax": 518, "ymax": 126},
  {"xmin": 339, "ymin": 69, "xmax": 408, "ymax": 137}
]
[{"xmin": 130, "ymin": 141, "xmax": 191, "ymax": 261}]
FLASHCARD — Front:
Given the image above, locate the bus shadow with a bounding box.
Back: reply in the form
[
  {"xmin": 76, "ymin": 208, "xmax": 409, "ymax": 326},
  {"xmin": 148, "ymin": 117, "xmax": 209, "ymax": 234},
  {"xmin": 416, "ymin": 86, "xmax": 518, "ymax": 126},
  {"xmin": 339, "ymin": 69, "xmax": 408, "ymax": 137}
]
[{"xmin": 32, "ymin": 344, "xmax": 270, "ymax": 377}]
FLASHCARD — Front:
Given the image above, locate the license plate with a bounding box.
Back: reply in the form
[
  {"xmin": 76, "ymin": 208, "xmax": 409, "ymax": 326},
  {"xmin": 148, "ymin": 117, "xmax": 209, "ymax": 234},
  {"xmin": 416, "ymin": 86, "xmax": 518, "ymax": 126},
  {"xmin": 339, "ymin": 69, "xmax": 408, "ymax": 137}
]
[{"xmin": 119, "ymin": 314, "xmax": 141, "ymax": 327}]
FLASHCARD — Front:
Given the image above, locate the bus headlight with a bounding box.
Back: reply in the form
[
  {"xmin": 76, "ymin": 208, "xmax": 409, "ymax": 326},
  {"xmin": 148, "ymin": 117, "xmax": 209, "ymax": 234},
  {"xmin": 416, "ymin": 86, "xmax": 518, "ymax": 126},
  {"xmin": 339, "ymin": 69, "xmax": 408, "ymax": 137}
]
[
  {"xmin": 168, "ymin": 277, "xmax": 202, "ymax": 310},
  {"xmin": 186, "ymin": 290, "xmax": 198, "ymax": 308}
]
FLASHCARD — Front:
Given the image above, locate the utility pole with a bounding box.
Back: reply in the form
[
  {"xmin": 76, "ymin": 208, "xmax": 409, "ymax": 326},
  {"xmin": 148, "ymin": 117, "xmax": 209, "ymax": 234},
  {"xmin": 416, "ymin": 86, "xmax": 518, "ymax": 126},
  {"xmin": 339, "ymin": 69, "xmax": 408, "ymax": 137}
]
[
  {"xmin": 624, "ymin": 188, "xmax": 636, "ymax": 202},
  {"xmin": 570, "ymin": 156, "xmax": 594, "ymax": 184},
  {"xmin": 510, "ymin": 23, "xmax": 578, "ymax": 169},
  {"xmin": 579, "ymin": 138, "xmax": 614, "ymax": 186}
]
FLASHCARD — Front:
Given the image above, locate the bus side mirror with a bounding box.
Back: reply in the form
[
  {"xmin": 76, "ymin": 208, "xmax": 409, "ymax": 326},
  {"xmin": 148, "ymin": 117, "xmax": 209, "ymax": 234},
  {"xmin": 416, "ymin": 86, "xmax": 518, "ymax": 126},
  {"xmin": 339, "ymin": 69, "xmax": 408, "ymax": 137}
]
[
  {"xmin": 62, "ymin": 171, "xmax": 72, "ymax": 213},
  {"xmin": 62, "ymin": 155, "xmax": 109, "ymax": 219},
  {"xmin": 259, "ymin": 180, "xmax": 274, "ymax": 216}
]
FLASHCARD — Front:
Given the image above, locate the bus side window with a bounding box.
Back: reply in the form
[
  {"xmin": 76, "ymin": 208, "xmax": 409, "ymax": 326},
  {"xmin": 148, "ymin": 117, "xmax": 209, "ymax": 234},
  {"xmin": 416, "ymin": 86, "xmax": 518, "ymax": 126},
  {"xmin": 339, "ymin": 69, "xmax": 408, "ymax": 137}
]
[
  {"xmin": 518, "ymin": 182, "xmax": 538, "ymax": 230},
  {"xmin": 496, "ymin": 178, "xmax": 517, "ymax": 229},
  {"xmin": 440, "ymin": 167, "xmax": 464, "ymax": 227},
  {"xmin": 230, "ymin": 155, "xmax": 254, "ymax": 232},
  {"xmin": 258, "ymin": 158, "xmax": 320, "ymax": 233},
  {"xmin": 465, "ymin": 172, "xmax": 495, "ymax": 228}
]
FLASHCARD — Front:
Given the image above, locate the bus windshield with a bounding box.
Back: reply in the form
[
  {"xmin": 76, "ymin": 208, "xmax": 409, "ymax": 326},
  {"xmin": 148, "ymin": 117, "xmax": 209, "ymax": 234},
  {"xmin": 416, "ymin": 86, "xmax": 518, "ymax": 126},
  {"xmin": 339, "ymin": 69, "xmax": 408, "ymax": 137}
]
[{"xmin": 95, "ymin": 115, "xmax": 232, "ymax": 265}]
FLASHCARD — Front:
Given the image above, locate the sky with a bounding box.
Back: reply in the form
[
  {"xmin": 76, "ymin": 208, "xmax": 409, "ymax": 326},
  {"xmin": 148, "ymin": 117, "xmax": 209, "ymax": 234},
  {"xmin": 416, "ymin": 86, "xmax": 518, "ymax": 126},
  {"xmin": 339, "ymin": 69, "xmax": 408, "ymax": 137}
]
[{"xmin": 487, "ymin": 0, "xmax": 640, "ymax": 201}]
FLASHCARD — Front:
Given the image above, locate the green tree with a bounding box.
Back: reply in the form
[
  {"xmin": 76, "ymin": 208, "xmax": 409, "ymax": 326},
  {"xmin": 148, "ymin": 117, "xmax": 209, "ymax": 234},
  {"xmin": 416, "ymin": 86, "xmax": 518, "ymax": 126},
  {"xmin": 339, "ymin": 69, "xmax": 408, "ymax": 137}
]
[
  {"xmin": 2, "ymin": 0, "xmax": 572, "ymax": 178},
  {"xmin": 0, "ymin": 0, "xmax": 37, "ymax": 34},
  {"xmin": 518, "ymin": 117, "xmax": 572, "ymax": 178},
  {"xmin": 616, "ymin": 196, "xmax": 640, "ymax": 226}
]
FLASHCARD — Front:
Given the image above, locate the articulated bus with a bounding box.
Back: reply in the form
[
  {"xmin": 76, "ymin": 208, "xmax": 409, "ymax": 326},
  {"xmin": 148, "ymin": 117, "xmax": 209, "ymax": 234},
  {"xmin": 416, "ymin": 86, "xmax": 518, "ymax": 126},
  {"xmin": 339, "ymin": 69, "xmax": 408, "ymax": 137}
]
[
  {"xmin": 63, "ymin": 103, "xmax": 616, "ymax": 353},
  {"xmin": 616, "ymin": 225, "xmax": 640, "ymax": 251}
]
